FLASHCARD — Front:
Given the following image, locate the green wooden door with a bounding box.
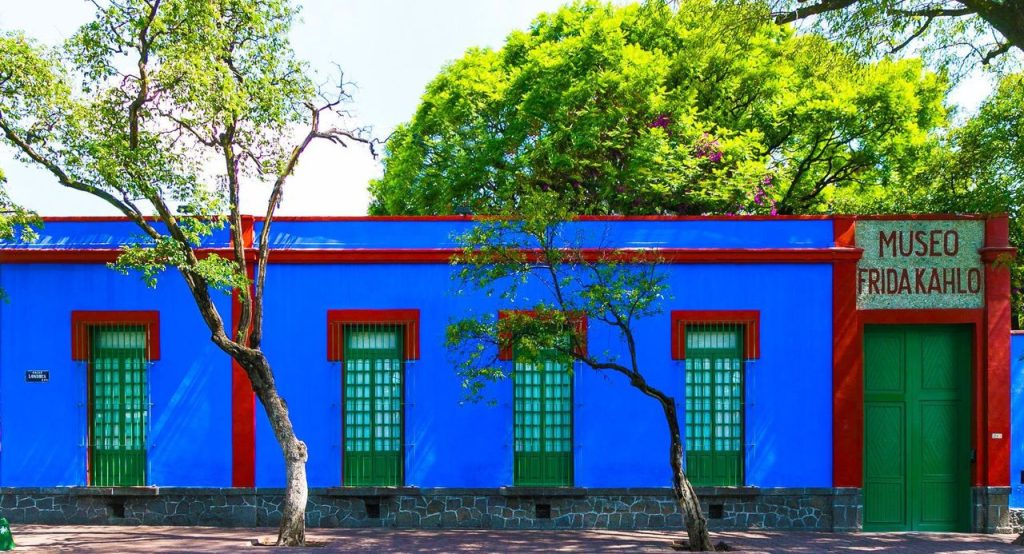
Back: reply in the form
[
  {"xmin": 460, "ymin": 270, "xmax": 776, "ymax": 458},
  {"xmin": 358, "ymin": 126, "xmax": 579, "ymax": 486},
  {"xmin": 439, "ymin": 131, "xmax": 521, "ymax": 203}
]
[
  {"xmin": 863, "ymin": 324, "xmax": 971, "ymax": 531},
  {"xmin": 343, "ymin": 327, "xmax": 403, "ymax": 486},
  {"xmin": 513, "ymin": 349, "xmax": 573, "ymax": 486},
  {"xmin": 90, "ymin": 326, "xmax": 148, "ymax": 486},
  {"xmin": 684, "ymin": 326, "xmax": 743, "ymax": 486}
]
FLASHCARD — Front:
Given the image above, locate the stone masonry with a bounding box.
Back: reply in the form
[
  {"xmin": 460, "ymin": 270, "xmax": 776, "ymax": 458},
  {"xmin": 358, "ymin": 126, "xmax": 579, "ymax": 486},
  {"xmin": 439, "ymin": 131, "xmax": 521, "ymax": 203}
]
[
  {"xmin": 972, "ymin": 486, "xmax": 1013, "ymax": 533},
  {"xmin": 0, "ymin": 487, "xmax": 865, "ymax": 531}
]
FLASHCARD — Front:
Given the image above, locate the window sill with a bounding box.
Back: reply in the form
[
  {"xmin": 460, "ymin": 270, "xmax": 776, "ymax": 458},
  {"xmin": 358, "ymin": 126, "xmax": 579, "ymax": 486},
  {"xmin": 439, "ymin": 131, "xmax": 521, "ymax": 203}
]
[
  {"xmin": 315, "ymin": 486, "xmax": 421, "ymax": 497},
  {"xmin": 499, "ymin": 486, "xmax": 587, "ymax": 498}
]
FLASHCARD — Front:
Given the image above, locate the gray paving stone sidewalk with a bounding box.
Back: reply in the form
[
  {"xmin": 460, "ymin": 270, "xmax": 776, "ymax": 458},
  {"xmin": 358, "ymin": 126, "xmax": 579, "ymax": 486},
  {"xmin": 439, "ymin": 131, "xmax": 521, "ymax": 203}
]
[{"xmin": 6, "ymin": 525, "xmax": 1021, "ymax": 553}]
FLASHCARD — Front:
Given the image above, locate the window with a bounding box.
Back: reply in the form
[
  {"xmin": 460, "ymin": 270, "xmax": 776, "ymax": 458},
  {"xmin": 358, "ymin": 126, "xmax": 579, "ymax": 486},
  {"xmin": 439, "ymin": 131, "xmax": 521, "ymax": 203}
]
[
  {"xmin": 90, "ymin": 326, "xmax": 149, "ymax": 486},
  {"xmin": 671, "ymin": 310, "xmax": 758, "ymax": 488},
  {"xmin": 684, "ymin": 325, "xmax": 744, "ymax": 486},
  {"xmin": 513, "ymin": 345, "xmax": 573, "ymax": 487},
  {"xmin": 342, "ymin": 326, "xmax": 404, "ymax": 486},
  {"xmin": 72, "ymin": 310, "xmax": 159, "ymax": 487},
  {"xmin": 328, "ymin": 309, "xmax": 419, "ymax": 487}
]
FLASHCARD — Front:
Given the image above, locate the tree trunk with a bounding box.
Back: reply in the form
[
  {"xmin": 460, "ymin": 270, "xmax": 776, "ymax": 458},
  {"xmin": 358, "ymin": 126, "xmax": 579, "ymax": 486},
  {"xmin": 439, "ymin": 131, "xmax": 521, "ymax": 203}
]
[
  {"xmin": 661, "ymin": 399, "xmax": 716, "ymax": 551},
  {"xmin": 246, "ymin": 357, "xmax": 309, "ymax": 546}
]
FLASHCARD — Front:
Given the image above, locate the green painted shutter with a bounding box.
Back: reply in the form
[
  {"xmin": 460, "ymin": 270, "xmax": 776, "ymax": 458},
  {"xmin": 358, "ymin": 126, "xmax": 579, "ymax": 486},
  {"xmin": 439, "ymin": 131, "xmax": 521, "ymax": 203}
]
[
  {"xmin": 684, "ymin": 325, "xmax": 743, "ymax": 486},
  {"xmin": 343, "ymin": 326, "xmax": 403, "ymax": 486},
  {"xmin": 90, "ymin": 326, "xmax": 148, "ymax": 487},
  {"xmin": 513, "ymin": 349, "xmax": 572, "ymax": 486}
]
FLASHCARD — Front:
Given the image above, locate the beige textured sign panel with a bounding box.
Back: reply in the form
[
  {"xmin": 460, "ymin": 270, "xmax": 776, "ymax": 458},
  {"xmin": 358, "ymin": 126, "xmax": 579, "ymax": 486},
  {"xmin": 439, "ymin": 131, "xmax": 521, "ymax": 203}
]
[{"xmin": 856, "ymin": 220, "xmax": 985, "ymax": 310}]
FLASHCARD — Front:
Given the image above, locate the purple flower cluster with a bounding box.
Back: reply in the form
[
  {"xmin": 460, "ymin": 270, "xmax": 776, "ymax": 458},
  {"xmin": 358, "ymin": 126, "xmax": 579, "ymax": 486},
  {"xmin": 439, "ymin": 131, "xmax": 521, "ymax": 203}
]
[
  {"xmin": 648, "ymin": 113, "xmax": 671, "ymax": 129},
  {"xmin": 754, "ymin": 175, "xmax": 778, "ymax": 216},
  {"xmin": 694, "ymin": 133, "xmax": 722, "ymax": 163}
]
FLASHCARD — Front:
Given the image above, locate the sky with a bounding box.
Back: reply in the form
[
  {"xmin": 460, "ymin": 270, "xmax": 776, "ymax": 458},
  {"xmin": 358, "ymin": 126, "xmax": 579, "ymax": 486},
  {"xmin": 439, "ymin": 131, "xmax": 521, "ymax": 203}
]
[{"xmin": 0, "ymin": 0, "xmax": 996, "ymax": 216}]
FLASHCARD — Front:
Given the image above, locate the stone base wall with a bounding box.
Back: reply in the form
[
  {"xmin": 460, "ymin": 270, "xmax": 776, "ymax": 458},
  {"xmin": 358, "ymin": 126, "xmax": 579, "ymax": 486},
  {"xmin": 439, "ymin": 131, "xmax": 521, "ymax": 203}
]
[
  {"xmin": 1009, "ymin": 508, "xmax": 1024, "ymax": 534},
  {"xmin": 972, "ymin": 487, "xmax": 1012, "ymax": 533},
  {"xmin": 0, "ymin": 486, "xmax": 851, "ymax": 531}
]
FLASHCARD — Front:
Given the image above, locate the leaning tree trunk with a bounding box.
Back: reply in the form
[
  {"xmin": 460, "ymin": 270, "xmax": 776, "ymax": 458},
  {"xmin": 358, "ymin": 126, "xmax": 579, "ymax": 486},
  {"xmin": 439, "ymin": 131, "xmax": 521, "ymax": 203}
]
[
  {"xmin": 245, "ymin": 357, "xmax": 309, "ymax": 546},
  {"xmin": 661, "ymin": 399, "xmax": 715, "ymax": 552}
]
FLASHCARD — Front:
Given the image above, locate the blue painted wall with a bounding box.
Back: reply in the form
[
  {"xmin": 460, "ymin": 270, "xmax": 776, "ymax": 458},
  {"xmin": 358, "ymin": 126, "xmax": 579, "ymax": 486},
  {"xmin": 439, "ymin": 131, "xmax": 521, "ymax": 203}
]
[
  {"xmin": 0, "ymin": 264, "xmax": 232, "ymax": 486},
  {"xmin": 254, "ymin": 262, "xmax": 833, "ymax": 489},
  {"xmin": 3, "ymin": 220, "xmax": 230, "ymax": 249},
  {"xmin": 2, "ymin": 218, "xmax": 835, "ymax": 489},
  {"xmin": 260, "ymin": 219, "xmax": 834, "ymax": 249},
  {"xmin": 1012, "ymin": 333, "xmax": 1024, "ymax": 508}
]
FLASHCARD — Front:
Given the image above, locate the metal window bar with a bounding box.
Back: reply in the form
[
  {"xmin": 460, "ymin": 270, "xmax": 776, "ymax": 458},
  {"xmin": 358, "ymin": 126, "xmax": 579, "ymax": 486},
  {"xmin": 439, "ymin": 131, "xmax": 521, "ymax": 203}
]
[
  {"xmin": 513, "ymin": 343, "xmax": 573, "ymax": 487},
  {"xmin": 84, "ymin": 324, "xmax": 150, "ymax": 487},
  {"xmin": 682, "ymin": 322, "xmax": 745, "ymax": 487},
  {"xmin": 340, "ymin": 323, "xmax": 405, "ymax": 486}
]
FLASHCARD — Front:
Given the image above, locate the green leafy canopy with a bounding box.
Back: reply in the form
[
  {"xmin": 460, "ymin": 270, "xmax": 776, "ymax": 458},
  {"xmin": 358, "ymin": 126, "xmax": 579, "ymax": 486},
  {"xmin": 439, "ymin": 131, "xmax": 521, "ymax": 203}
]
[{"xmin": 370, "ymin": 0, "xmax": 949, "ymax": 217}]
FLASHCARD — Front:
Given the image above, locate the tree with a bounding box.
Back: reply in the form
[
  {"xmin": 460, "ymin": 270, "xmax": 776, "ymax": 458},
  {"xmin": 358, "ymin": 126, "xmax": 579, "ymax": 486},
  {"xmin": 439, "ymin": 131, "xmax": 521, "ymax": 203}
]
[
  {"xmin": 770, "ymin": 0, "xmax": 1024, "ymax": 73},
  {"xmin": 0, "ymin": 170, "xmax": 40, "ymax": 301},
  {"xmin": 0, "ymin": 1, "xmax": 373, "ymax": 545},
  {"xmin": 369, "ymin": 0, "xmax": 948, "ymax": 217},
  {"xmin": 447, "ymin": 196, "xmax": 718, "ymax": 551}
]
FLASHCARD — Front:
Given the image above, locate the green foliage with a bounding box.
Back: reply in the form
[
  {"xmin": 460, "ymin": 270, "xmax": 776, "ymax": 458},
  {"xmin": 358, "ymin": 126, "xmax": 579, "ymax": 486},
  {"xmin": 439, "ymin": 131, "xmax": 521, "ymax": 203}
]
[
  {"xmin": 0, "ymin": 0, "xmax": 321, "ymax": 290},
  {"xmin": 371, "ymin": 0, "xmax": 948, "ymax": 216},
  {"xmin": 447, "ymin": 192, "xmax": 668, "ymax": 401}
]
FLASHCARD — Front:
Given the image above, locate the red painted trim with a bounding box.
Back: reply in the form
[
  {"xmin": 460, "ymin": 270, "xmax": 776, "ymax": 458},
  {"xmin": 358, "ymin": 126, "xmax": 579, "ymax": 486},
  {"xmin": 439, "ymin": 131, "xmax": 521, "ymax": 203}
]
[
  {"xmin": 263, "ymin": 247, "xmax": 862, "ymax": 265},
  {"xmin": 36, "ymin": 213, "xmax": 990, "ymax": 223},
  {"xmin": 0, "ymin": 246, "xmax": 863, "ymax": 265},
  {"xmin": 831, "ymin": 217, "xmax": 862, "ymax": 488},
  {"xmin": 71, "ymin": 310, "xmax": 160, "ymax": 361},
  {"xmin": 0, "ymin": 247, "xmax": 862, "ymax": 264},
  {"xmin": 327, "ymin": 309, "xmax": 421, "ymax": 361},
  {"xmin": 983, "ymin": 215, "xmax": 1012, "ymax": 486},
  {"xmin": 39, "ymin": 216, "xmax": 166, "ymax": 222},
  {"xmin": 980, "ymin": 246, "xmax": 1018, "ymax": 263},
  {"xmin": 231, "ymin": 215, "xmax": 257, "ymax": 488},
  {"xmin": 0, "ymin": 248, "xmax": 237, "ymax": 263},
  {"xmin": 497, "ymin": 310, "xmax": 588, "ymax": 361},
  {"xmin": 669, "ymin": 310, "xmax": 761, "ymax": 360}
]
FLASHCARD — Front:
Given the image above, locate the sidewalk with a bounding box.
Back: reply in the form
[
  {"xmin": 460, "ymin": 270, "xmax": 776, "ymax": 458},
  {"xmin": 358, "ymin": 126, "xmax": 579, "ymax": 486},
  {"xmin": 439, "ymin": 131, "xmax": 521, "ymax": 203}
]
[{"xmin": 7, "ymin": 525, "xmax": 1021, "ymax": 553}]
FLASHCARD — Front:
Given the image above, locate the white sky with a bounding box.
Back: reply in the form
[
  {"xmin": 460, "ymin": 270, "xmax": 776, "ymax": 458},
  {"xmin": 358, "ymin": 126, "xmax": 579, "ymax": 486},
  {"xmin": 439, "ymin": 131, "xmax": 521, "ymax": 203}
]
[{"xmin": 0, "ymin": 0, "xmax": 995, "ymax": 216}]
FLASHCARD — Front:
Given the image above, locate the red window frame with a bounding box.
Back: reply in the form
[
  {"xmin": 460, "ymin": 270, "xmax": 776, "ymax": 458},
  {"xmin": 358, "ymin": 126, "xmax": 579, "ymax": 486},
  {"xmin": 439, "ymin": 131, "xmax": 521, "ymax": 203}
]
[
  {"xmin": 327, "ymin": 309, "xmax": 420, "ymax": 361},
  {"xmin": 71, "ymin": 310, "xmax": 160, "ymax": 361},
  {"xmin": 670, "ymin": 310, "xmax": 760, "ymax": 360}
]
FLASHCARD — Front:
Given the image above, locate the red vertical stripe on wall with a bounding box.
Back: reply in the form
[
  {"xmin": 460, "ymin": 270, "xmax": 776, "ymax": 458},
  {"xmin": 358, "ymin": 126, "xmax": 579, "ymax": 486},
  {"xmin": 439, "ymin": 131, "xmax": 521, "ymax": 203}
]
[
  {"xmin": 832, "ymin": 216, "xmax": 863, "ymax": 487},
  {"xmin": 232, "ymin": 216, "xmax": 256, "ymax": 487},
  {"xmin": 983, "ymin": 215, "xmax": 1014, "ymax": 486}
]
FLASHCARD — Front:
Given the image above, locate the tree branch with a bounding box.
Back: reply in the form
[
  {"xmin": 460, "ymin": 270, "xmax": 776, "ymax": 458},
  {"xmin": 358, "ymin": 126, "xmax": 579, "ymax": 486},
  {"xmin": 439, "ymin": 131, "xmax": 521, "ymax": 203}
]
[
  {"xmin": 981, "ymin": 41, "xmax": 1012, "ymax": 64},
  {"xmin": 774, "ymin": 0, "xmax": 858, "ymax": 24},
  {"xmin": 892, "ymin": 7, "xmax": 974, "ymax": 17},
  {"xmin": 889, "ymin": 15, "xmax": 935, "ymax": 54}
]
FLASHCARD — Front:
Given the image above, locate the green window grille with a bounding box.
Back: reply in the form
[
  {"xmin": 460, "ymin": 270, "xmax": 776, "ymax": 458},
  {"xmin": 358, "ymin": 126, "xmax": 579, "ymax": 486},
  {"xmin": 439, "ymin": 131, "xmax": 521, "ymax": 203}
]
[
  {"xmin": 684, "ymin": 325, "xmax": 744, "ymax": 486},
  {"xmin": 89, "ymin": 326, "xmax": 148, "ymax": 487},
  {"xmin": 513, "ymin": 348, "xmax": 572, "ymax": 486},
  {"xmin": 342, "ymin": 325, "xmax": 403, "ymax": 486}
]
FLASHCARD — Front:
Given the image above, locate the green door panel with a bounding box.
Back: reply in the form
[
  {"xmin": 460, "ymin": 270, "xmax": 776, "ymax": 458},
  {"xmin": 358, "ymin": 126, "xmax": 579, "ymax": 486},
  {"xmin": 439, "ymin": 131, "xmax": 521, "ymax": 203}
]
[
  {"xmin": 863, "ymin": 325, "xmax": 970, "ymax": 532},
  {"xmin": 864, "ymin": 403, "xmax": 906, "ymax": 527},
  {"xmin": 90, "ymin": 326, "xmax": 148, "ymax": 487},
  {"xmin": 513, "ymin": 353, "xmax": 573, "ymax": 486},
  {"xmin": 685, "ymin": 326, "xmax": 743, "ymax": 487},
  {"xmin": 343, "ymin": 328, "xmax": 403, "ymax": 486}
]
